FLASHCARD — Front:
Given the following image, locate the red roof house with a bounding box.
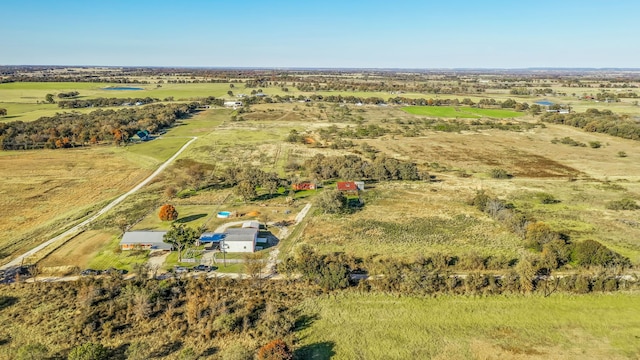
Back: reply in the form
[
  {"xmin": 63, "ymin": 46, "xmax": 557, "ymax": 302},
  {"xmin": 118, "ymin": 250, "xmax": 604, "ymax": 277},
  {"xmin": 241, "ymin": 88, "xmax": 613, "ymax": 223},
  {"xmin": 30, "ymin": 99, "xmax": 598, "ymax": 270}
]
[{"xmin": 337, "ymin": 181, "xmax": 358, "ymax": 192}]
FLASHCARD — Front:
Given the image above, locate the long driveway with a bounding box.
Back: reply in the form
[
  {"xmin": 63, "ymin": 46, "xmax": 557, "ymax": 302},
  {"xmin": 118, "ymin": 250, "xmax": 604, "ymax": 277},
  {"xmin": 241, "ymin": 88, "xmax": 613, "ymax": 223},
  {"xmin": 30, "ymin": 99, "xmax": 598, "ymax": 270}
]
[{"xmin": 0, "ymin": 137, "xmax": 198, "ymax": 270}]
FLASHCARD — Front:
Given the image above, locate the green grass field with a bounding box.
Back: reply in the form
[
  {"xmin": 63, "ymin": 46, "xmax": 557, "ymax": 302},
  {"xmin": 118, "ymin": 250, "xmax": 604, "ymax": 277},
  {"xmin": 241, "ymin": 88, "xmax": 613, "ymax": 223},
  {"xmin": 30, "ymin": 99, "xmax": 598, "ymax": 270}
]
[
  {"xmin": 297, "ymin": 292, "xmax": 640, "ymax": 359},
  {"xmin": 402, "ymin": 106, "xmax": 523, "ymax": 118}
]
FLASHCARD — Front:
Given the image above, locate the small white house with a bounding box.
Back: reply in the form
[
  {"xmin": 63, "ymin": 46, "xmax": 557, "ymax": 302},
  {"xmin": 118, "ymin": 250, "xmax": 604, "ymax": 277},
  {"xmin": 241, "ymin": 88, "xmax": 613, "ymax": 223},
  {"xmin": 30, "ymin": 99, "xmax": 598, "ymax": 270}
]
[{"xmin": 222, "ymin": 228, "xmax": 258, "ymax": 253}]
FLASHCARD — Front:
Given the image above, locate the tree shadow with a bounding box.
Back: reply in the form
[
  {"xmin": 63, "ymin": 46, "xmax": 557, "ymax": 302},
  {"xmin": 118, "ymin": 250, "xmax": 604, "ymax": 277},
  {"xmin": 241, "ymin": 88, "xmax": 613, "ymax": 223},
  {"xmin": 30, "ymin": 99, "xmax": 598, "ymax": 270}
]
[
  {"xmin": 201, "ymin": 347, "xmax": 218, "ymax": 357},
  {"xmin": 150, "ymin": 340, "xmax": 183, "ymax": 358},
  {"xmin": 0, "ymin": 336, "xmax": 11, "ymax": 346},
  {"xmin": 294, "ymin": 341, "xmax": 336, "ymax": 360},
  {"xmin": 0, "ymin": 296, "xmax": 18, "ymax": 311},
  {"xmin": 294, "ymin": 313, "xmax": 319, "ymax": 332},
  {"xmin": 175, "ymin": 213, "xmax": 207, "ymax": 224},
  {"xmin": 254, "ymin": 192, "xmax": 286, "ymax": 201},
  {"xmin": 109, "ymin": 343, "xmax": 129, "ymax": 360}
]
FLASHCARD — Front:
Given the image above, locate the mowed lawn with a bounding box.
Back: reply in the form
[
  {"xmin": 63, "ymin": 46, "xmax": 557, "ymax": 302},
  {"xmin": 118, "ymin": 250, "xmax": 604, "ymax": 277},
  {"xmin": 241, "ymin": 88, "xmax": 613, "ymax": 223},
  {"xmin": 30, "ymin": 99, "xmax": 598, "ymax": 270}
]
[
  {"xmin": 402, "ymin": 106, "xmax": 523, "ymax": 118},
  {"xmin": 297, "ymin": 293, "xmax": 640, "ymax": 360}
]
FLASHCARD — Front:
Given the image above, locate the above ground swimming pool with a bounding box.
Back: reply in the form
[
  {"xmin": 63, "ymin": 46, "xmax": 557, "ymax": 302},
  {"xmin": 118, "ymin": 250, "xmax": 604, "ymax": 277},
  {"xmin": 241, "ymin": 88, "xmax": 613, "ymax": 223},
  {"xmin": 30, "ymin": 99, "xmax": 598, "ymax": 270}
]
[{"xmin": 217, "ymin": 211, "xmax": 232, "ymax": 218}]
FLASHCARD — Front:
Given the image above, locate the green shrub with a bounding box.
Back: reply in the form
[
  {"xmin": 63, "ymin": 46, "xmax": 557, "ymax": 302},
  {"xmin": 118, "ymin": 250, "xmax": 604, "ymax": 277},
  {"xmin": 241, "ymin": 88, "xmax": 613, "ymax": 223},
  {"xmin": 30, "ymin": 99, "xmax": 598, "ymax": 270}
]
[
  {"xmin": 67, "ymin": 342, "xmax": 108, "ymax": 360},
  {"xmin": 588, "ymin": 141, "xmax": 602, "ymax": 148},
  {"xmin": 489, "ymin": 168, "xmax": 511, "ymax": 179},
  {"xmin": 617, "ymin": 151, "xmax": 627, "ymax": 157},
  {"xmin": 606, "ymin": 198, "xmax": 639, "ymax": 210},
  {"xmin": 571, "ymin": 240, "xmax": 630, "ymax": 268},
  {"xmin": 536, "ymin": 192, "xmax": 560, "ymax": 204}
]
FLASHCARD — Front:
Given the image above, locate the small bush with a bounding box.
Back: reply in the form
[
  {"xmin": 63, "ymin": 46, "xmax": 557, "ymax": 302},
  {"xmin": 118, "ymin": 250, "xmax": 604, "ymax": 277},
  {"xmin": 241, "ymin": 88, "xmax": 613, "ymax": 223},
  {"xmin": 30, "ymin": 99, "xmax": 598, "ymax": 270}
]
[
  {"xmin": 257, "ymin": 339, "xmax": 293, "ymax": 360},
  {"xmin": 617, "ymin": 151, "xmax": 627, "ymax": 157},
  {"xmin": 536, "ymin": 192, "xmax": 560, "ymax": 204},
  {"xmin": 67, "ymin": 342, "xmax": 108, "ymax": 360},
  {"xmin": 489, "ymin": 168, "xmax": 511, "ymax": 179},
  {"xmin": 606, "ymin": 198, "xmax": 639, "ymax": 210},
  {"xmin": 588, "ymin": 141, "xmax": 602, "ymax": 148}
]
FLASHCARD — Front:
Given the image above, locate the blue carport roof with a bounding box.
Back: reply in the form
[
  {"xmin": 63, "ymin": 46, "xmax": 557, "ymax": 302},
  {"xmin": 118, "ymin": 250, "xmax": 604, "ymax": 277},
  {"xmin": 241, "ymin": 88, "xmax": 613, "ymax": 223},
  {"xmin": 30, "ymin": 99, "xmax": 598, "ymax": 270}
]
[{"xmin": 199, "ymin": 232, "xmax": 225, "ymax": 242}]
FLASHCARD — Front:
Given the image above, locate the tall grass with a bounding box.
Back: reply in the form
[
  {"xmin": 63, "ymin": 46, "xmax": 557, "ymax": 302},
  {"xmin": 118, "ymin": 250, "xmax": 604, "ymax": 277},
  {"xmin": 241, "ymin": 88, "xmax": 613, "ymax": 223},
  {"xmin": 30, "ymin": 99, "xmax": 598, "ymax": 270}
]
[{"xmin": 297, "ymin": 292, "xmax": 640, "ymax": 359}]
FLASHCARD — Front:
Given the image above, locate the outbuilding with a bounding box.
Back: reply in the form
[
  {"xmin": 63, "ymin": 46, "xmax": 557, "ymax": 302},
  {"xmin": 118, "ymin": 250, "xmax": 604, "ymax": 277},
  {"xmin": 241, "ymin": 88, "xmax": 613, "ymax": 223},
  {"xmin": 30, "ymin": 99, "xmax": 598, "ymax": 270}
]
[
  {"xmin": 222, "ymin": 228, "xmax": 258, "ymax": 253},
  {"xmin": 120, "ymin": 231, "xmax": 171, "ymax": 251}
]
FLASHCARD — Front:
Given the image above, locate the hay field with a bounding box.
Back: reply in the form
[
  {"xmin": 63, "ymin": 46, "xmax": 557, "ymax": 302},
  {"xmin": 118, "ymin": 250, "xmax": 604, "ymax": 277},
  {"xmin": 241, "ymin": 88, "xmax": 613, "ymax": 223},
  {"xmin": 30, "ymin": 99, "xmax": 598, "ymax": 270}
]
[
  {"xmin": 402, "ymin": 106, "xmax": 523, "ymax": 118},
  {"xmin": 297, "ymin": 293, "xmax": 640, "ymax": 360},
  {"xmin": 0, "ymin": 148, "xmax": 150, "ymax": 264}
]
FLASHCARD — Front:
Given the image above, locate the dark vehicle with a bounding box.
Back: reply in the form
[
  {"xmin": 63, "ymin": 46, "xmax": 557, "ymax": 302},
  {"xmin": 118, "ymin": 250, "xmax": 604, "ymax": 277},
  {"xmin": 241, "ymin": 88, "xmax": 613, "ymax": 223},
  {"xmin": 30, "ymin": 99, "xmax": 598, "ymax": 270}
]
[
  {"xmin": 102, "ymin": 268, "xmax": 128, "ymax": 275},
  {"xmin": 193, "ymin": 265, "xmax": 212, "ymax": 272},
  {"xmin": 81, "ymin": 269, "xmax": 100, "ymax": 276}
]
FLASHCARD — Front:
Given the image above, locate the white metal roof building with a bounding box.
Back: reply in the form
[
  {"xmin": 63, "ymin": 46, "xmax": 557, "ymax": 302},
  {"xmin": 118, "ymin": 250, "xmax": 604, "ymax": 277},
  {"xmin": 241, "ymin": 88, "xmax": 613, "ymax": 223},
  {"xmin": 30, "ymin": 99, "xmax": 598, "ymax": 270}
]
[
  {"xmin": 120, "ymin": 231, "xmax": 172, "ymax": 251},
  {"xmin": 222, "ymin": 228, "xmax": 258, "ymax": 253}
]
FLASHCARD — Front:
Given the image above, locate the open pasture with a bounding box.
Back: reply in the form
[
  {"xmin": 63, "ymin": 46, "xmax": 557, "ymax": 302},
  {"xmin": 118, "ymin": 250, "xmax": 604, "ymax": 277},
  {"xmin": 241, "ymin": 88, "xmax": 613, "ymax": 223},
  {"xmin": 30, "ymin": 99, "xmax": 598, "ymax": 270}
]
[
  {"xmin": 298, "ymin": 182, "xmax": 522, "ymax": 260},
  {"xmin": 0, "ymin": 148, "xmax": 151, "ymax": 264},
  {"xmin": 297, "ymin": 293, "xmax": 640, "ymax": 360},
  {"xmin": 402, "ymin": 106, "xmax": 523, "ymax": 118}
]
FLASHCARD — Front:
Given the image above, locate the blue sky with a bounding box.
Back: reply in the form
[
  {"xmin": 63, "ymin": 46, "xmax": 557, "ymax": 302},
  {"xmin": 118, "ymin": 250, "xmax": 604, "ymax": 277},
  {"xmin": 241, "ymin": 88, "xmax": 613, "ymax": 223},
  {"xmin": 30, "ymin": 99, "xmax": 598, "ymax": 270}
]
[{"xmin": 1, "ymin": 0, "xmax": 639, "ymax": 68}]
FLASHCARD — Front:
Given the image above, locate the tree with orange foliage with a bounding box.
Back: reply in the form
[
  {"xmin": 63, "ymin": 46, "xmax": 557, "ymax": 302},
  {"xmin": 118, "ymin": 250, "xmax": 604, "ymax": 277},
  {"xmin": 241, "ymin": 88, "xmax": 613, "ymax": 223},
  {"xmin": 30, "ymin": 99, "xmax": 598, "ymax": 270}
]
[
  {"xmin": 257, "ymin": 339, "xmax": 293, "ymax": 360},
  {"xmin": 158, "ymin": 204, "xmax": 178, "ymax": 221}
]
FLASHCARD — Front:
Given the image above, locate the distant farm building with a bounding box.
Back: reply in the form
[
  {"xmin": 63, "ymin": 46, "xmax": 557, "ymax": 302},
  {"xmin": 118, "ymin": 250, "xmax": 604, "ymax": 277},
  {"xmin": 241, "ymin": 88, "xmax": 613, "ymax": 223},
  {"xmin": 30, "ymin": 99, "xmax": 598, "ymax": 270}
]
[
  {"xmin": 135, "ymin": 130, "xmax": 151, "ymax": 141},
  {"xmin": 337, "ymin": 181, "xmax": 358, "ymax": 192},
  {"xmin": 222, "ymin": 228, "xmax": 258, "ymax": 253},
  {"xmin": 224, "ymin": 101, "xmax": 243, "ymax": 108},
  {"xmin": 120, "ymin": 231, "xmax": 171, "ymax": 251},
  {"xmin": 292, "ymin": 182, "xmax": 317, "ymax": 191}
]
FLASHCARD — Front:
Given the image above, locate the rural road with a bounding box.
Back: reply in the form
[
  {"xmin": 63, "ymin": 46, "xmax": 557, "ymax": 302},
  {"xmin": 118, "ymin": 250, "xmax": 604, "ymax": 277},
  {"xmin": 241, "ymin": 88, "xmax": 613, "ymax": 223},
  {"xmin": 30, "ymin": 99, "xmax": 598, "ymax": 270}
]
[{"xmin": 0, "ymin": 136, "xmax": 198, "ymax": 270}]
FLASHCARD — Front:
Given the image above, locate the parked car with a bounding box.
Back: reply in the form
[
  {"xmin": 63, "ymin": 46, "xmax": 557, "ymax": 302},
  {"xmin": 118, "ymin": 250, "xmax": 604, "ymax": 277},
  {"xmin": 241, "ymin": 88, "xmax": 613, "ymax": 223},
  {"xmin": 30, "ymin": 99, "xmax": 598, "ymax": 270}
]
[
  {"xmin": 193, "ymin": 265, "xmax": 211, "ymax": 272},
  {"xmin": 174, "ymin": 266, "xmax": 189, "ymax": 274},
  {"xmin": 81, "ymin": 269, "xmax": 100, "ymax": 276},
  {"xmin": 101, "ymin": 268, "xmax": 126, "ymax": 275}
]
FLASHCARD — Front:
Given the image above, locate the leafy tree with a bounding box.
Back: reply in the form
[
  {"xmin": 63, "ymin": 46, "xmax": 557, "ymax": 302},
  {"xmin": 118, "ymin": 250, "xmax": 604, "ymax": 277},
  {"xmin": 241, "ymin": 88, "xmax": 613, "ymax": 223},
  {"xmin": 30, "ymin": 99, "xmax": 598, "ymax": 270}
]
[
  {"xmin": 16, "ymin": 343, "xmax": 48, "ymax": 360},
  {"xmin": 0, "ymin": 108, "xmax": 7, "ymax": 117},
  {"xmin": 158, "ymin": 204, "xmax": 178, "ymax": 221},
  {"xmin": 525, "ymin": 222, "xmax": 559, "ymax": 251},
  {"xmin": 244, "ymin": 252, "xmax": 266, "ymax": 280},
  {"xmin": 236, "ymin": 180, "xmax": 257, "ymax": 202},
  {"xmin": 163, "ymin": 224, "xmax": 200, "ymax": 262},
  {"xmin": 257, "ymin": 339, "xmax": 293, "ymax": 360},
  {"xmin": 45, "ymin": 93, "xmax": 55, "ymax": 104},
  {"xmin": 67, "ymin": 342, "xmax": 108, "ymax": 360},
  {"xmin": 318, "ymin": 262, "xmax": 351, "ymax": 291},
  {"xmin": 316, "ymin": 189, "xmax": 348, "ymax": 214}
]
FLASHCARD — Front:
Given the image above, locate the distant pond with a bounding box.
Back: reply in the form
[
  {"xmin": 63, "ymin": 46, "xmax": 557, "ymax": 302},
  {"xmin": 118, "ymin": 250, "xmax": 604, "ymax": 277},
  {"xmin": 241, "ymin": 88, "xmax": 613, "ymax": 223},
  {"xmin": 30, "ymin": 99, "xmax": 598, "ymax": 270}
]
[
  {"xmin": 102, "ymin": 87, "xmax": 143, "ymax": 91},
  {"xmin": 535, "ymin": 100, "xmax": 554, "ymax": 106}
]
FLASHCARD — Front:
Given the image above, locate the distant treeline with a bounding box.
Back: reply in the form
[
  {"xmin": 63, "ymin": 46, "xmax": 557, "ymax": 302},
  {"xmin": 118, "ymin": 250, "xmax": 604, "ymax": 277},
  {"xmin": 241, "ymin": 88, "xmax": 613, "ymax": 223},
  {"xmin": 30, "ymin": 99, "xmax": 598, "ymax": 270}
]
[
  {"xmin": 0, "ymin": 103, "xmax": 199, "ymax": 150},
  {"xmin": 541, "ymin": 109, "xmax": 640, "ymax": 141},
  {"xmin": 255, "ymin": 93, "xmax": 529, "ymax": 109},
  {"xmin": 57, "ymin": 97, "xmax": 160, "ymax": 109}
]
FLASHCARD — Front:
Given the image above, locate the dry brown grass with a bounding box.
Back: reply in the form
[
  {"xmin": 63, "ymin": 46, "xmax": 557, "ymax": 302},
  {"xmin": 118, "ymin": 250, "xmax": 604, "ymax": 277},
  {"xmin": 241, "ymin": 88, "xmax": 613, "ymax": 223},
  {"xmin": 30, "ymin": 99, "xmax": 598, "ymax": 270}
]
[
  {"xmin": 0, "ymin": 148, "xmax": 150, "ymax": 263},
  {"xmin": 39, "ymin": 230, "xmax": 116, "ymax": 269}
]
